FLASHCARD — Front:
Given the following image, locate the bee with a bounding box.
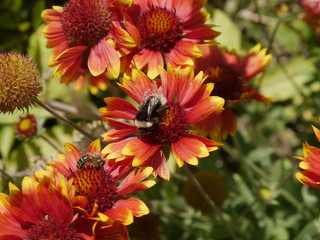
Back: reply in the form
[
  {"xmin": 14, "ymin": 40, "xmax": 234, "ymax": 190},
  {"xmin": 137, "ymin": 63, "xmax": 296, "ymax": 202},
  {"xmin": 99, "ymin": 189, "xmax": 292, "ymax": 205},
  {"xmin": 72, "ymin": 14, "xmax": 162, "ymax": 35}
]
[
  {"xmin": 76, "ymin": 153, "xmax": 105, "ymax": 170},
  {"xmin": 134, "ymin": 94, "xmax": 169, "ymax": 133}
]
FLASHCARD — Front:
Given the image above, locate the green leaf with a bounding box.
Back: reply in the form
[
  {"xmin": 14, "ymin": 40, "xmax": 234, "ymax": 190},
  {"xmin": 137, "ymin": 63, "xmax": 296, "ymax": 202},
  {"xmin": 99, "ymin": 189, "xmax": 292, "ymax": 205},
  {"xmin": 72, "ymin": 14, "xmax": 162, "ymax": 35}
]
[
  {"xmin": 210, "ymin": 9, "xmax": 242, "ymax": 52},
  {"xmin": 260, "ymin": 56, "xmax": 316, "ymax": 101},
  {"xmin": 32, "ymin": 0, "xmax": 45, "ymax": 29},
  {"xmin": 0, "ymin": 125, "xmax": 15, "ymax": 159},
  {"xmin": 273, "ymin": 21, "xmax": 301, "ymax": 54},
  {"xmin": 294, "ymin": 218, "xmax": 320, "ymax": 240}
]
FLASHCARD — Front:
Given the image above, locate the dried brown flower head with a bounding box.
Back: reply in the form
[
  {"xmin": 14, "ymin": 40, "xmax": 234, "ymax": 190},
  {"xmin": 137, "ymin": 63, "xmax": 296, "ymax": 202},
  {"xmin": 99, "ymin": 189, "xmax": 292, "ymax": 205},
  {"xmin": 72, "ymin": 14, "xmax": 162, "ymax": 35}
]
[
  {"xmin": 0, "ymin": 52, "xmax": 42, "ymax": 113},
  {"xmin": 183, "ymin": 170, "xmax": 228, "ymax": 212}
]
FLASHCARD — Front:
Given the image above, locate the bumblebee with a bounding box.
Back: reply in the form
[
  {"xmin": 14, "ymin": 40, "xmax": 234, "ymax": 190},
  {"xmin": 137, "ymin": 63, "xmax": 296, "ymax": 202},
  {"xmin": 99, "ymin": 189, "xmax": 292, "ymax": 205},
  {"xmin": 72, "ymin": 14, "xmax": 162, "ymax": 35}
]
[
  {"xmin": 134, "ymin": 94, "xmax": 168, "ymax": 133},
  {"xmin": 76, "ymin": 153, "xmax": 105, "ymax": 170}
]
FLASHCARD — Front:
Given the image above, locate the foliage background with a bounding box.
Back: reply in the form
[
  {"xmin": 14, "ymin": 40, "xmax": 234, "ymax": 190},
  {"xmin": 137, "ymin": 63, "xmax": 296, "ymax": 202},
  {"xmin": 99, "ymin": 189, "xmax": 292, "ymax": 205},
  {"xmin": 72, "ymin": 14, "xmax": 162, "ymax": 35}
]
[{"xmin": 1, "ymin": 0, "xmax": 320, "ymax": 239}]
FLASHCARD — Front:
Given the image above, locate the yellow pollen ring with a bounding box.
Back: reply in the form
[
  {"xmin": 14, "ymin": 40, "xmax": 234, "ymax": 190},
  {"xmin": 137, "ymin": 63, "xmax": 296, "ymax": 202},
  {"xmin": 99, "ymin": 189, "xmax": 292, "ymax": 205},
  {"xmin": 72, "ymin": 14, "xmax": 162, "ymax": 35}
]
[
  {"xmin": 146, "ymin": 10, "xmax": 174, "ymax": 34},
  {"xmin": 159, "ymin": 108, "xmax": 174, "ymax": 125},
  {"xmin": 73, "ymin": 169, "xmax": 101, "ymax": 194}
]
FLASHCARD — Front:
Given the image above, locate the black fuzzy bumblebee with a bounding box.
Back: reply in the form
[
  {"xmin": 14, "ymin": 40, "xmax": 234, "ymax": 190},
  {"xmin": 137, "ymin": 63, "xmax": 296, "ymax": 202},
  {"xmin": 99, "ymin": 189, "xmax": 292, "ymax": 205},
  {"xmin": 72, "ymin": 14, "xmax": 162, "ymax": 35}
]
[
  {"xmin": 134, "ymin": 94, "xmax": 168, "ymax": 133},
  {"xmin": 76, "ymin": 153, "xmax": 105, "ymax": 170}
]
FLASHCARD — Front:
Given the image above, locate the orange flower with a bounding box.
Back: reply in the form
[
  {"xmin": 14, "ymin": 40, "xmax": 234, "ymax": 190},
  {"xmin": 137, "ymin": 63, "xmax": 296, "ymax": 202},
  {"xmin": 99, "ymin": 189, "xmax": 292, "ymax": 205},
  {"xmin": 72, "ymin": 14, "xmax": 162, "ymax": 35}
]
[
  {"xmin": 0, "ymin": 176, "xmax": 88, "ymax": 239},
  {"xmin": 296, "ymin": 126, "xmax": 320, "ymax": 189},
  {"xmin": 122, "ymin": 0, "xmax": 220, "ymax": 79},
  {"xmin": 46, "ymin": 139, "xmax": 155, "ymax": 226},
  {"xmin": 193, "ymin": 44, "xmax": 272, "ymax": 140},
  {"xmin": 99, "ymin": 65, "xmax": 224, "ymax": 180},
  {"xmin": 15, "ymin": 114, "xmax": 37, "ymax": 138},
  {"xmin": 42, "ymin": 0, "xmax": 135, "ymax": 94}
]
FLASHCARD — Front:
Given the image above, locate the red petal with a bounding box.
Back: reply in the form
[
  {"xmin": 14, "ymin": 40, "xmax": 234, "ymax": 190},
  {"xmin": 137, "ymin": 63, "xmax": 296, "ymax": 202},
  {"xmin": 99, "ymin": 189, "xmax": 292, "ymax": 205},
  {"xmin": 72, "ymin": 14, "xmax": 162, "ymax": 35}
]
[
  {"xmin": 101, "ymin": 119, "xmax": 137, "ymax": 142},
  {"xmin": 100, "ymin": 97, "xmax": 137, "ymax": 120},
  {"xmin": 114, "ymin": 198, "xmax": 149, "ymax": 217},
  {"xmin": 186, "ymin": 96, "xmax": 225, "ymax": 123},
  {"xmin": 193, "ymin": 107, "xmax": 237, "ymax": 140},
  {"xmin": 87, "ymin": 139, "xmax": 101, "ymax": 155},
  {"xmin": 88, "ymin": 40, "xmax": 120, "ymax": 78},
  {"xmin": 122, "ymin": 139, "xmax": 161, "ymax": 167},
  {"xmin": 41, "ymin": 7, "xmax": 62, "ymax": 23},
  {"xmin": 171, "ymin": 137, "xmax": 210, "ymax": 167},
  {"xmin": 133, "ymin": 49, "xmax": 163, "ymax": 79},
  {"xmin": 109, "ymin": 26, "xmax": 136, "ymax": 48},
  {"xmin": 120, "ymin": 69, "xmax": 158, "ymax": 103},
  {"xmin": 117, "ymin": 167, "xmax": 154, "ymax": 195},
  {"xmin": 64, "ymin": 143, "xmax": 82, "ymax": 165},
  {"xmin": 102, "ymin": 138, "xmax": 136, "ymax": 160},
  {"xmin": 105, "ymin": 208, "xmax": 133, "ymax": 225},
  {"xmin": 296, "ymin": 171, "xmax": 320, "ymax": 189},
  {"xmin": 165, "ymin": 41, "xmax": 201, "ymax": 66}
]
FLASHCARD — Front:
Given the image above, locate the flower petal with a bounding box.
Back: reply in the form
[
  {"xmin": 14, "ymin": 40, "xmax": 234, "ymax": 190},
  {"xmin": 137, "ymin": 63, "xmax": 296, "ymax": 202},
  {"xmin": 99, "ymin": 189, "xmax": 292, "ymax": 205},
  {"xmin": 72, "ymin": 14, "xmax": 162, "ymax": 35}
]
[
  {"xmin": 114, "ymin": 198, "xmax": 149, "ymax": 217},
  {"xmin": 105, "ymin": 207, "xmax": 133, "ymax": 225},
  {"xmin": 120, "ymin": 69, "xmax": 158, "ymax": 103},
  {"xmin": 100, "ymin": 97, "xmax": 138, "ymax": 120},
  {"xmin": 117, "ymin": 167, "xmax": 155, "ymax": 195},
  {"xmin": 165, "ymin": 41, "xmax": 201, "ymax": 66},
  {"xmin": 102, "ymin": 119, "xmax": 137, "ymax": 142},
  {"xmin": 87, "ymin": 139, "xmax": 101, "ymax": 155},
  {"xmin": 186, "ymin": 96, "xmax": 225, "ymax": 123},
  {"xmin": 171, "ymin": 137, "xmax": 209, "ymax": 167},
  {"xmin": 102, "ymin": 138, "xmax": 136, "ymax": 160},
  {"xmin": 122, "ymin": 138, "xmax": 161, "ymax": 167},
  {"xmin": 133, "ymin": 49, "xmax": 163, "ymax": 79},
  {"xmin": 88, "ymin": 40, "xmax": 120, "ymax": 78}
]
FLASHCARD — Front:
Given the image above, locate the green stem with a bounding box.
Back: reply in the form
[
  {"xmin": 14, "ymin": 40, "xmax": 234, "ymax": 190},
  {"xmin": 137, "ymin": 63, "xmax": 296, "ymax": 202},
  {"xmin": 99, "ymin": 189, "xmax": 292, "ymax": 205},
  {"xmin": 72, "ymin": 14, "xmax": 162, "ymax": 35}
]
[
  {"xmin": 223, "ymin": 141, "xmax": 266, "ymax": 178},
  {"xmin": 35, "ymin": 99, "xmax": 97, "ymax": 141},
  {"xmin": 39, "ymin": 135, "xmax": 63, "ymax": 154}
]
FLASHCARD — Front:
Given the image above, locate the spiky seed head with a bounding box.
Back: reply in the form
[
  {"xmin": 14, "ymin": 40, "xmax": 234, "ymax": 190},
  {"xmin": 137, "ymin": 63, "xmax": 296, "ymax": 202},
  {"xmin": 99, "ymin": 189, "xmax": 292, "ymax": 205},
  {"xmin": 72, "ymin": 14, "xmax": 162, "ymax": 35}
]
[{"xmin": 0, "ymin": 52, "xmax": 42, "ymax": 113}]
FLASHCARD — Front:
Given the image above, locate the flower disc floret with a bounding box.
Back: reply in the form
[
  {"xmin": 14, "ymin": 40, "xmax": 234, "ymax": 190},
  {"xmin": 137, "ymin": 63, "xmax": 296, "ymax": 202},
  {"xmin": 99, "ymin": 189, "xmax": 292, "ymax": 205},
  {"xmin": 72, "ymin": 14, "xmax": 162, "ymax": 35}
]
[
  {"xmin": 138, "ymin": 6, "xmax": 183, "ymax": 53},
  {"xmin": 72, "ymin": 165, "xmax": 117, "ymax": 213},
  {"xmin": 61, "ymin": 0, "xmax": 112, "ymax": 47}
]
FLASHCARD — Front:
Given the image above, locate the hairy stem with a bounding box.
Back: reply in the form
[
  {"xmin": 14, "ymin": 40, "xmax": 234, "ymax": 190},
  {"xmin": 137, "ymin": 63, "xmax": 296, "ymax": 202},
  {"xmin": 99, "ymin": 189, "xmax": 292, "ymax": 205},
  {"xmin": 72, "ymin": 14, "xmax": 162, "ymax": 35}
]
[{"xmin": 35, "ymin": 99, "xmax": 97, "ymax": 141}]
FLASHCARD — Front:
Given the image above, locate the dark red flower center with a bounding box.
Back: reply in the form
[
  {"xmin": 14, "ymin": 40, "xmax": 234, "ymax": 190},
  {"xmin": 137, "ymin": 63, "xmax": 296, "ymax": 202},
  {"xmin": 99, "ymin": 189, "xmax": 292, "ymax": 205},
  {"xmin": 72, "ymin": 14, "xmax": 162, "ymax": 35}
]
[
  {"xmin": 207, "ymin": 66, "xmax": 242, "ymax": 100},
  {"xmin": 141, "ymin": 101, "xmax": 188, "ymax": 145},
  {"xmin": 137, "ymin": 6, "xmax": 183, "ymax": 53},
  {"xmin": 72, "ymin": 165, "xmax": 117, "ymax": 214},
  {"xmin": 61, "ymin": 0, "xmax": 112, "ymax": 47},
  {"xmin": 26, "ymin": 217, "xmax": 84, "ymax": 240}
]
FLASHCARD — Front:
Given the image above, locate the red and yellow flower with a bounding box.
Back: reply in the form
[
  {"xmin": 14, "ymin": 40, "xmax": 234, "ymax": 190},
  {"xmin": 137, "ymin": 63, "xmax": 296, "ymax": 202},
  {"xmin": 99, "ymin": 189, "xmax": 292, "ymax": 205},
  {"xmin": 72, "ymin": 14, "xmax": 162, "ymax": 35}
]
[
  {"xmin": 99, "ymin": 65, "xmax": 225, "ymax": 180},
  {"xmin": 15, "ymin": 114, "xmax": 38, "ymax": 138},
  {"xmin": 296, "ymin": 126, "xmax": 320, "ymax": 189},
  {"xmin": 0, "ymin": 176, "xmax": 88, "ymax": 239},
  {"xmin": 44, "ymin": 139, "xmax": 154, "ymax": 227},
  {"xmin": 42, "ymin": 0, "xmax": 135, "ymax": 94},
  {"xmin": 122, "ymin": 0, "xmax": 220, "ymax": 79},
  {"xmin": 193, "ymin": 44, "xmax": 272, "ymax": 140}
]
